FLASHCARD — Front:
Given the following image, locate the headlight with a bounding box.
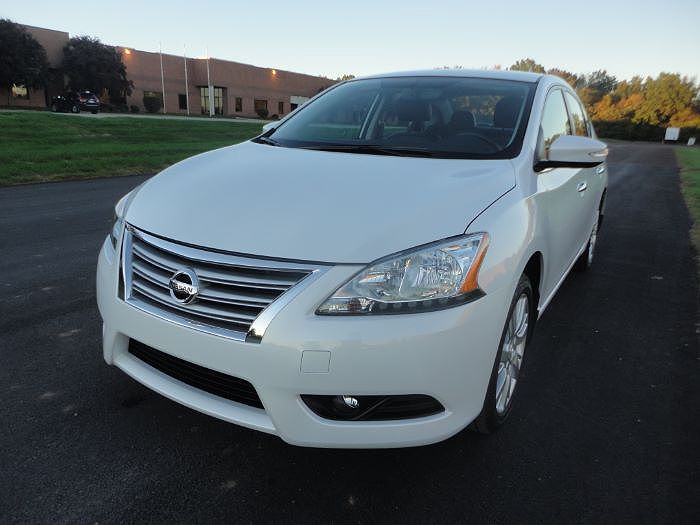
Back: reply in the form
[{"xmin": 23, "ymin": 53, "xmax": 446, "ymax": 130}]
[{"xmin": 317, "ymin": 233, "xmax": 489, "ymax": 315}]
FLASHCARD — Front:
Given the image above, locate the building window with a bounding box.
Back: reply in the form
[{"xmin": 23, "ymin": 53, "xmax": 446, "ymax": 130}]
[
  {"xmin": 178, "ymin": 94, "xmax": 187, "ymax": 110},
  {"xmin": 278, "ymin": 101, "xmax": 284, "ymax": 115},
  {"xmin": 235, "ymin": 97, "xmax": 242, "ymax": 112},
  {"xmin": 254, "ymin": 99, "xmax": 268, "ymax": 117},
  {"xmin": 200, "ymin": 86, "xmax": 225, "ymax": 115},
  {"xmin": 290, "ymin": 103, "xmax": 298, "ymax": 111}
]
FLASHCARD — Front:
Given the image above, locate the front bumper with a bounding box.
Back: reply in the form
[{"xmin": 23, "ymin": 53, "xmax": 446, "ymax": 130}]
[{"xmin": 97, "ymin": 237, "xmax": 510, "ymax": 448}]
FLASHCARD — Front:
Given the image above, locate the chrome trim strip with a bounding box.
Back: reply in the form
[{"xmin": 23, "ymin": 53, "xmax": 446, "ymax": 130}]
[
  {"xmin": 122, "ymin": 225, "xmax": 330, "ymax": 343},
  {"xmin": 127, "ymin": 295, "xmax": 249, "ymax": 342},
  {"xmin": 246, "ymin": 267, "xmax": 328, "ymax": 343},
  {"xmin": 130, "ymin": 226, "xmax": 321, "ymax": 273},
  {"xmin": 122, "ymin": 228, "xmax": 134, "ymax": 301}
]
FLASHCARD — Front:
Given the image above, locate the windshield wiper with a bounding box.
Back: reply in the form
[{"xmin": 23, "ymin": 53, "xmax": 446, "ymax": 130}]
[
  {"xmin": 254, "ymin": 136, "xmax": 280, "ymax": 146},
  {"xmin": 300, "ymin": 144, "xmax": 435, "ymax": 157}
]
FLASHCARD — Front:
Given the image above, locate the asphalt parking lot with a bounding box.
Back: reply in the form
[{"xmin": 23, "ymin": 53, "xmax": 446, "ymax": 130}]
[{"xmin": 1, "ymin": 143, "xmax": 698, "ymax": 523}]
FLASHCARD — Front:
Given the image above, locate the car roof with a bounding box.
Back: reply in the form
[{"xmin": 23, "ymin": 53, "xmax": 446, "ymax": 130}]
[{"xmin": 354, "ymin": 69, "xmax": 544, "ymax": 83}]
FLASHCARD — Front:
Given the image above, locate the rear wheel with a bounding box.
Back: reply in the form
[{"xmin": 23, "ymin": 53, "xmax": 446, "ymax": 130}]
[
  {"xmin": 50, "ymin": 103, "xmax": 58, "ymax": 112},
  {"xmin": 473, "ymin": 274, "xmax": 534, "ymax": 433},
  {"xmin": 71, "ymin": 104, "xmax": 79, "ymax": 113}
]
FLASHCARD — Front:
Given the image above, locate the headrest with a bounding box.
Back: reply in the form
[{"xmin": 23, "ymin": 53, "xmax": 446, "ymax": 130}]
[
  {"xmin": 395, "ymin": 99, "xmax": 431, "ymax": 122},
  {"xmin": 494, "ymin": 96, "xmax": 522, "ymax": 128},
  {"xmin": 450, "ymin": 110, "xmax": 476, "ymax": 131}
]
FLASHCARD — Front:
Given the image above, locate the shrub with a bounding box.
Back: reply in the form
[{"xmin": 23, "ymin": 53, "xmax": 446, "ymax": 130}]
[
  {"xmin": 130, "ymin": 105, "xmax": 140, "ymax": 113},
  {"xmin": 593, "ymin": 120, "xmax": 700, "ymax": 143},
  {"xmin": 101, "ymin": 102, "xmax": 127, "ymax": 113},
  {"xmin": 143, "ymin": 94, "xmax": 163, "ymax": 113},
  {"xmin": 255, "ymin": 108, "xmax": 269, "ymax": 119},
  {"xmin": 269, "ymin": 114, "xmax": 279, "ymax": 121}
]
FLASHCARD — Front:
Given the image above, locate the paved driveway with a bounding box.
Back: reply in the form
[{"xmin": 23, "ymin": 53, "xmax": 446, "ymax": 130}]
[{"xmin": 1, "ymin": 143, "xmax": 698, "ymax": 523}]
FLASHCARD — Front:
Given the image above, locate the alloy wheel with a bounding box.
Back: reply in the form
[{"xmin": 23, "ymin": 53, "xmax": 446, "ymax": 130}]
[
  {"xmin": 587, "ymin": 214, "xmax": 599, "ymax": 266},
  {"xmin": 495, "ymin": 293, "xmax": 529, "ymax": 414}
]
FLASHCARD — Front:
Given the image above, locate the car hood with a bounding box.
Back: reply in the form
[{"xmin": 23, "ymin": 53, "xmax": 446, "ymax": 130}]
[{"xmin": 125, "ymin": 141, "xmax": 515, "ymax": 263}]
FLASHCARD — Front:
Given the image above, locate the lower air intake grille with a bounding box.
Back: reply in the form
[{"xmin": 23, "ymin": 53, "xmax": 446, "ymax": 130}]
[{"xmin": 128, "ymin": 339, "xmax": 264, "ymax": 409}]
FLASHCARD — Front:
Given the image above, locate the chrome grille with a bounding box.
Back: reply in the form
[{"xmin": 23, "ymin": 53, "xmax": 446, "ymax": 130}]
[{"xmin": 121, "ymin": 226, "xmax": 326, "ymax": 342}]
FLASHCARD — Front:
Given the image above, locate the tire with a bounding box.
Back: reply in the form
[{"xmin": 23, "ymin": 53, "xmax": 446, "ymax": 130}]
[
  {"xmin": 50, "ymin": 103, "xmax": 58, "ymax": 112},
  {"xmin": 473, "ymin": 274, "xmax": 534, "ymax": 434},
  {"xmin": 574, "ymin": 210, "xmax": 600, "ymax": 272},
  {"xmin": 71, "ymin": 104, "xmax": 79, "ymax": 113},
  {"xmin": 91, "ymin": 110, "xmax": 98, "ymax": 114}
]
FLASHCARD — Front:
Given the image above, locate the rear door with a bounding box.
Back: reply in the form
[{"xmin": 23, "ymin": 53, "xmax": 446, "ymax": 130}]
[{"xmin": 563, "ymin": 90, "xmax": 599, "ymax": 238}]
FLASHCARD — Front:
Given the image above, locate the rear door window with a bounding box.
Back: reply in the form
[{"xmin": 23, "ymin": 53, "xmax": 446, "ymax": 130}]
[{"xmin": 563, "ymin": 91, "xmax": 589, "ymax": 137}]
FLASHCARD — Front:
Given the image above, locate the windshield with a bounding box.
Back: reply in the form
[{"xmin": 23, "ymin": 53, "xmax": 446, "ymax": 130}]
[{"xmin": 263, "ymin": 76, "xmax": 535, "ymax": 159}]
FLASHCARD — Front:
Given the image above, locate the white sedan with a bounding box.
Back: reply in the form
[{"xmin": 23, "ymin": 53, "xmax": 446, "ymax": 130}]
[{"xmin": 97, "ymin": 69, "xmax": 607, "ymax": 448}]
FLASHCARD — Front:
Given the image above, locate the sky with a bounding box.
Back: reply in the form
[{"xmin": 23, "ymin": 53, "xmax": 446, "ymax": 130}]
[{"xmin": 3, "ymin": 0, "xmax": 699, "ymax": 82}]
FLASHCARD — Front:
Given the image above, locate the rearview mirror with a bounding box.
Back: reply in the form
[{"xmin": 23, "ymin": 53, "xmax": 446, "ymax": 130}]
[{"xmin": 535, "ymin": 135, "xmax": 608, "ymax": 171}]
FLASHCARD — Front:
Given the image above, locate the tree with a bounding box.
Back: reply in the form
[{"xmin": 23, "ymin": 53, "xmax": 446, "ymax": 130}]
[
  {"xmin": 547, "ymin": 68, "xmax": 580, "ymax": 88},
  {"xmin": 509, "ymin": 58, "xmax": 545, "ymax": 73},
  {"xmin": 633, "ymin": 73, "xmax": 698, "ymax": 126},
  {"xmin": 336, "ymin": 74, "xmax": 355, "ymax": 81},
  {"xmin": 612, "ymin": 76, "xmax": 643, "ymax": 100},
  {"xmin": 62, "ymin": 36, "xmax": 132, "ymax": 103},
  {"xmin": 0, "ymin": 19, "xmax": 49, "ymax": 104},
  {"xmin": 577, "ymin": 70, "xmax": 617, "ymax": 107}
]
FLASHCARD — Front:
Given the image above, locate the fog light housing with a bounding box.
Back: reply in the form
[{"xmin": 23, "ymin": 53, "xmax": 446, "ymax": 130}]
[{"xmin": 301, "ymin": 394, "xmax": 444, "ymax": 421}]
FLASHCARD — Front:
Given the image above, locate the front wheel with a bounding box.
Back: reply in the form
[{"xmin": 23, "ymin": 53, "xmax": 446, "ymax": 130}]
[
  {"xmin": 50, "ymin": 103, "xmax": 58, "ymax": 112},
  {"xmin": 473, "ymin": 274, "xmax": 534, "ymax": 434},
  {"xmin": 574, "ymin": 211, "xmax": 600, "ymax": 272},
  {"xmin": 71, "ymin": 104, "xmax": 79, "ymax": 113}
]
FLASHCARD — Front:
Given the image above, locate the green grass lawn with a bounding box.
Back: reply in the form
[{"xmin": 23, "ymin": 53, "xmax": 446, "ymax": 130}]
[
  {"xmin": 0, "ymin": 112, "xmax": 263, "ymax": 185},
  {"xmin": 676, "ymin": 147, "xmax": 700, "ymax": 252}
]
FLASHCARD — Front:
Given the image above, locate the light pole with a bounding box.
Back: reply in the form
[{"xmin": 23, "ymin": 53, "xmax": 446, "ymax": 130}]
[
  {"xmin": 205, "ymin": 49, "xmax": 214, "ymax": 117},
  {"xmin": 122, "ymin": 48, "xmax": 131, "ymax": 107},
  {"xmin": 183, "ymin": 45, "xmax": 190, "ymax": 116},
  {"xmin": 159, "ymin": 42, "xmax": 166, "ymax": 115}
]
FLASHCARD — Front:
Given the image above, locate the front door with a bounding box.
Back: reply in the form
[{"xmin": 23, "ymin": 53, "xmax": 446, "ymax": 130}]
[{"xmin": 535, "ymin": 88, "xmax": 591, "ymax": 295}]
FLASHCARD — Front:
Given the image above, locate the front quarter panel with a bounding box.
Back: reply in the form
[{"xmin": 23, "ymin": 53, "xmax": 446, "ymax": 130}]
[{"xmin": 467, "ymin": 179, "xmax": 542, "ymax": 309}]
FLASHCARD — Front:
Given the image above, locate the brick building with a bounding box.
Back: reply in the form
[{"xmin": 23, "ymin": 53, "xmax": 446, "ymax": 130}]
[
  {"xmin": 2, "ymin": 24, "xmax": 332, "ymax": 118},
  {"xmin": 0, "ymin": 24, "xmax": 68, "ymax": 109}
]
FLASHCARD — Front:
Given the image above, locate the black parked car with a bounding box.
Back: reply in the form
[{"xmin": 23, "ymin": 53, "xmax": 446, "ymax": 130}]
[{"xmin": 50, "ymin": 91, "xmax": 100, "ymax": 114}]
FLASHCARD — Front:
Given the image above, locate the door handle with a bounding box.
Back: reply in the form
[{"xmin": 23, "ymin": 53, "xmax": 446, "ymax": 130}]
[{"xmin": 577, "ymin": 181, "xmax": 588, "ymax": 192}]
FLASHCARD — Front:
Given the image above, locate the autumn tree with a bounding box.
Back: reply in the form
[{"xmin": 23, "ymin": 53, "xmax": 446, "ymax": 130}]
[
  {"xmin": 590, "ymin": 77, "xmax": 644, "ymax": 121},
  {"xmin": 0, "ymin": 19, "xmax": 49, "ymax": 104},
  {"xmin": 577, "ymin": 70, "xmax": 617, "ymax": 107},
  {"xmin": 633, "ymin": 73, "xmax": 698, "ymax": 126},
  {"xmin": 62, "ymin": 36, "xmax": 132, "ymax": 103},
  {"xmin": 509, "ymin": 58, "xmax": 545, "ymax": 73},
  {"xmin": 547, "ymin": 68, "xmax": 580, "ymax": 88}
]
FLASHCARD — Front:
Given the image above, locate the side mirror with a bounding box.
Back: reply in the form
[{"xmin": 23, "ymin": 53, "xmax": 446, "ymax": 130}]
[
  {"xmin": 261, "ymin": 121, "xmax": 279, "ymax": 133},
  {"xmin": 535, "ymin": 135, "xmax": 608, "ymax": 171}
]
